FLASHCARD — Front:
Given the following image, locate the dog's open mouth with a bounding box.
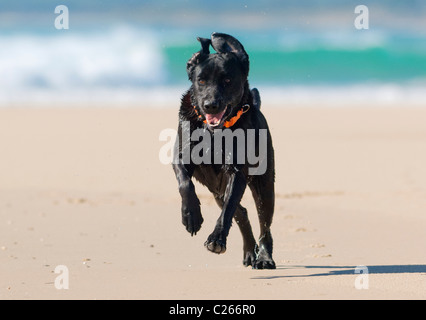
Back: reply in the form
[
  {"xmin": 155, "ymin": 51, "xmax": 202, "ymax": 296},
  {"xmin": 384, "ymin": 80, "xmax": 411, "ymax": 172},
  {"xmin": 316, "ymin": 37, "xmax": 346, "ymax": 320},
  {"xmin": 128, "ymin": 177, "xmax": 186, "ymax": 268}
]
[{"xmin": 205, "ymin": 107, "xmax": 227, "ymax": 128}]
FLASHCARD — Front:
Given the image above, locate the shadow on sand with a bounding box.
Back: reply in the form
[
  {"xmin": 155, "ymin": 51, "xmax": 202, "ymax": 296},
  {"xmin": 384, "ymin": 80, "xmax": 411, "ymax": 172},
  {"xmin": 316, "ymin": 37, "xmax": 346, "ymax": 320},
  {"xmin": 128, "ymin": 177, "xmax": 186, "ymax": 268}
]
[{"xmin": 251, "ymin": 264, "xmax": 426, "ymax": 279}]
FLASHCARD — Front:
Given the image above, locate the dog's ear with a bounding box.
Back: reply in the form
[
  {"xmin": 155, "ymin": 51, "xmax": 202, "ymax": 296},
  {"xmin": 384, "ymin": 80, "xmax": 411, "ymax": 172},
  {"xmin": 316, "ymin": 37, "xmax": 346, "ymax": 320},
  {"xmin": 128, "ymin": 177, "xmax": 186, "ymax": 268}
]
[
  {"xmin": 187, "ymin": 37, "xmax": 211, "ymax": 80},
  {"xmin": 210, "ymin": 32, "xmax": 249, "ymax": 76},
  {"xmin": 197, "ymin": 37, "xmax": 211, "ymax": 55}
]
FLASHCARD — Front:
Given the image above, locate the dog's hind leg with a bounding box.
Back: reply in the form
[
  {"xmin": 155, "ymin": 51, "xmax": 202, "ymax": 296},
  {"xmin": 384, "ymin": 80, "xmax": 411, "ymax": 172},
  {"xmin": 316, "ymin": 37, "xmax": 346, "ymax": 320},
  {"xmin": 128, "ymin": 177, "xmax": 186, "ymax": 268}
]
[
  {"xmin": 214, "ymin": 196, "xmax": 257, "ymax": 267},
  {"xmin": 205, "ymin": 171, "xmax": 247, "ymax": 254},
  {"xmin": 234, "ymin": 205, "xmax": 258, "ymax": 267},
  {"xmin": 249, "ymin": 181, "xmax": 276, "ymax": 269}
]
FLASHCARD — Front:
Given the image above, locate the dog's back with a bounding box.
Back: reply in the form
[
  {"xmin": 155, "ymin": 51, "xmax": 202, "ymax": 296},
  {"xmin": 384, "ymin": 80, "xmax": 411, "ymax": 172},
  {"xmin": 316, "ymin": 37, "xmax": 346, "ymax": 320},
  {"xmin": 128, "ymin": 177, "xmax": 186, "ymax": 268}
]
[{"xmin": 251, "ymin": 88, "xmax": 261, "ymax": 110}]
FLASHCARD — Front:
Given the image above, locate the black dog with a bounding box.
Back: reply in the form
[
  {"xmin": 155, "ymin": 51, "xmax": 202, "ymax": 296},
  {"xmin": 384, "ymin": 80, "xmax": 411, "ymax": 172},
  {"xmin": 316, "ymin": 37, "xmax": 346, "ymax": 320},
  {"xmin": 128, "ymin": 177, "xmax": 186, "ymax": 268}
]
[{"xmin": 173, "ymin": 32, "xmax": 276, "ymax": 269}]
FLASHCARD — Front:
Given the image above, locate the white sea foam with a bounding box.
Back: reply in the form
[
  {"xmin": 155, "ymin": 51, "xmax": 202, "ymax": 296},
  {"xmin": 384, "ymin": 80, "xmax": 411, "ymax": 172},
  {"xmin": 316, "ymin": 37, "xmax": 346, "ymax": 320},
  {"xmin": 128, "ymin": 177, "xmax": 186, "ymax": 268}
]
[
  {"xmin": 260, "ymin": 83, "xmax": 426, "ymax": 107},
  {"xmin": 2, "ymin": 83, "xmax": 424, "ymax": 108},
  {"xmin": 0, "ymin": 26, "xmax": 166, "ymax": 103}
]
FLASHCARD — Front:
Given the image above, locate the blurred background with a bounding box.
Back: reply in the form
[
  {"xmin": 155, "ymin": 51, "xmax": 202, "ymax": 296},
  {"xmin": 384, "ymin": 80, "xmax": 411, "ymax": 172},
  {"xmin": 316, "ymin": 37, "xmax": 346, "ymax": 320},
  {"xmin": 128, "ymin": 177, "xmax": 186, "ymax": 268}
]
[{"xmin": 1, "ymin": 0, "xmax": 426, "ymax": 107}]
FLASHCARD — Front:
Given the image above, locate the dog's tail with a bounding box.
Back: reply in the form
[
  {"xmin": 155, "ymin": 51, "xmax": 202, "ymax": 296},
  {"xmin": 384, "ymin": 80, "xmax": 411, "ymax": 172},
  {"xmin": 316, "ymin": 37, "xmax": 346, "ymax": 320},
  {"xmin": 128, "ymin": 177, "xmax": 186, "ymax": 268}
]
[{"xmin": 251, "ymin": 88, "xmax": 261, "ymax": 110}]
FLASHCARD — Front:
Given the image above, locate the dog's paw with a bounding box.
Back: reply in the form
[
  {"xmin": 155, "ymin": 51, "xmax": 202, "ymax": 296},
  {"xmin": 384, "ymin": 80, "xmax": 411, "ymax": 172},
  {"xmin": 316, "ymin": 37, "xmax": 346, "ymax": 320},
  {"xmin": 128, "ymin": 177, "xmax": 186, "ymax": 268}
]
[
  {"xmin": 242, "ymin": 246, "xmax": 258, "ymax": 267},
  {"xmin": 204, "ymin": 233, "xmax": 226, "ymax": 254},
  {"xmin": 253, "ymin": 258, "xmax": 276, "ymax": 270},
  {"xmin": 181, "ymin": 204, "xmax": 203, "ymax": 236},
  {"xmin": 252, "ymin": 249, "xmax": 276, "ymax": 269}
]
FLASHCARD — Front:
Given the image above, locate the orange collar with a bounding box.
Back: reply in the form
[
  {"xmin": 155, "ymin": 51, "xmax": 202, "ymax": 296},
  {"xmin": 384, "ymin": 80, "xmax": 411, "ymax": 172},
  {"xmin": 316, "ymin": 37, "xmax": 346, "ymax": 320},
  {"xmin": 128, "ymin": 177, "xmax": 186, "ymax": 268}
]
[{"xmin": 193, "ymin": 104, "xmax": 250, "ymax": 128}]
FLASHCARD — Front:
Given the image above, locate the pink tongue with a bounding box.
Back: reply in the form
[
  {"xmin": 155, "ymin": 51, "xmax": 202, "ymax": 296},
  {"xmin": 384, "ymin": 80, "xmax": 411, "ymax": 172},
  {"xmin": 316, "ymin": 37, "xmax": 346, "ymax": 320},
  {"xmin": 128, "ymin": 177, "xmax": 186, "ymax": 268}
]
[{"xmin": 205, "ymin": 109, "xmax": 226, "ymax": 125}]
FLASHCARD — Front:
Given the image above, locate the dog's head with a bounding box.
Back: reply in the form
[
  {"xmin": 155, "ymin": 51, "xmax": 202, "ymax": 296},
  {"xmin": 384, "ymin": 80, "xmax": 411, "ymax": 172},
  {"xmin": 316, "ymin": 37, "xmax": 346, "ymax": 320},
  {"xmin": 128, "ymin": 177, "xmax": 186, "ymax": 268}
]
[{"xmin": 187, "ymin": 32, "xmax": 249, "ymax": 129}]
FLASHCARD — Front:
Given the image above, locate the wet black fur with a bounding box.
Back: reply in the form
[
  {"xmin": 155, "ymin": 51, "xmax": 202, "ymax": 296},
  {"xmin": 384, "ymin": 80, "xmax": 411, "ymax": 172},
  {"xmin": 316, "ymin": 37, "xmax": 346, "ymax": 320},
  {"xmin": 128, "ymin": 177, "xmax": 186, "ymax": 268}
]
[{"xmin": 172, "ymin": 32, "xmax": 276, "ymax": 269}]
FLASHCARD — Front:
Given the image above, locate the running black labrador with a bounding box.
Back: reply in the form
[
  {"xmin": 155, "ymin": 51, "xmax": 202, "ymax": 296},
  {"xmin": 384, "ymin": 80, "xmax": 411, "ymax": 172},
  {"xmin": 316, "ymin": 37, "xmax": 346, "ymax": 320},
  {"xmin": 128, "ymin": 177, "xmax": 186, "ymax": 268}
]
[{"xmin": 173, "ymin": 32, "xmax": 276, "ymax": 269}]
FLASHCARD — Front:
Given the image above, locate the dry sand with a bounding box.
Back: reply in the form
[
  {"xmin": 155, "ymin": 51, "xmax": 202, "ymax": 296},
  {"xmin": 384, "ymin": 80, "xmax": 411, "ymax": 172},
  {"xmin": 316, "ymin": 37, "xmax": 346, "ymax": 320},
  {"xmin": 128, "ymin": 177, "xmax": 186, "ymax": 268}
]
[{"xmin": 1, "ymin": 105, "xmax": 426, "ymax": 300}]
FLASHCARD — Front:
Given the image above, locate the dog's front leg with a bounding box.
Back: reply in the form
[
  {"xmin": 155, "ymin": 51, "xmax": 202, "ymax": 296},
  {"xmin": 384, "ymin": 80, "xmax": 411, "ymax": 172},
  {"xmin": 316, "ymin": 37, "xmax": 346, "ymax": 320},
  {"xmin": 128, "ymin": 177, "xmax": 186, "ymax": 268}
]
[
  {"xmin": 173, "ymin": 162, "xmax": 203, "ymax": 236},
  {"xmin": 205, "ymin": 170, "xmax": 247, "ymax": 254}
]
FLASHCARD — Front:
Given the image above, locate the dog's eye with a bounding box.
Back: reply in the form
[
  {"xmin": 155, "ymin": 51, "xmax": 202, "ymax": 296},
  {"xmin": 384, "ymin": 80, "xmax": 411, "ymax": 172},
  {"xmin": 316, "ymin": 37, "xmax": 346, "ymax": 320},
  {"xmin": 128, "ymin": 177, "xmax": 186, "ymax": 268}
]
[{"xmin": 198, "ymin": 79, "xmax": 206, "ymax": 85}]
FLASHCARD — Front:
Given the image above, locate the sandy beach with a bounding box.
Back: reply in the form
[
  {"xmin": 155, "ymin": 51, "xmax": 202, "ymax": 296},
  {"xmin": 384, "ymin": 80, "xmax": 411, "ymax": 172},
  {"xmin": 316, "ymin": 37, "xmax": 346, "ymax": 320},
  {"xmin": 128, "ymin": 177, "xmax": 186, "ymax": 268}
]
[{"xmin": 1, "ymin": 105, "xmax": 426, "ymax": 300}]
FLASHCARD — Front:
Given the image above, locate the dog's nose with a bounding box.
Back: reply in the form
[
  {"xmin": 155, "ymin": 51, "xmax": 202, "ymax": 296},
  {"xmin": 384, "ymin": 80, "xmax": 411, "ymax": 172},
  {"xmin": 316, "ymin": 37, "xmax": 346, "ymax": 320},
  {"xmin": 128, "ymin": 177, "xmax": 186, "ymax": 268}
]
[{"xmin": 203, "ymin": 102, "xmax": 219, "ymax": 114}]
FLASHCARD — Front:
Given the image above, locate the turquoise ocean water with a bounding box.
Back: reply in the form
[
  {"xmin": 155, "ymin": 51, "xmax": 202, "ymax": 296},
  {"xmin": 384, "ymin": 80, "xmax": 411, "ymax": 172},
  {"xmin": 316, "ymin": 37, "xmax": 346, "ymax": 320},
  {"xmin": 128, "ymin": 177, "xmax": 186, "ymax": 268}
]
[
  {"xmin": 165, "ymin": 32, "xmax": 426, "ymax": 86},
  {"xmin": 1, "ymin": 0, "xmax": 425, "ymax": 105}
]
